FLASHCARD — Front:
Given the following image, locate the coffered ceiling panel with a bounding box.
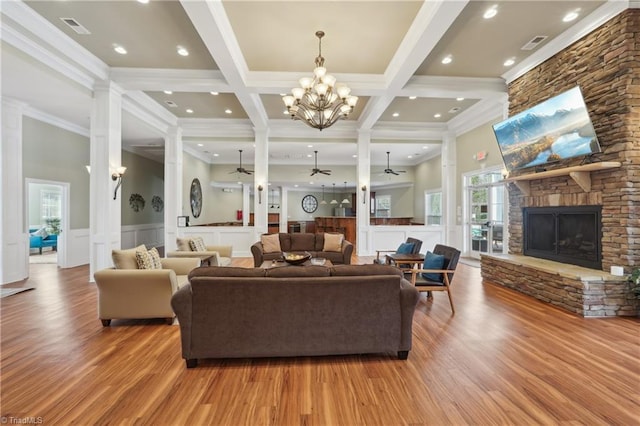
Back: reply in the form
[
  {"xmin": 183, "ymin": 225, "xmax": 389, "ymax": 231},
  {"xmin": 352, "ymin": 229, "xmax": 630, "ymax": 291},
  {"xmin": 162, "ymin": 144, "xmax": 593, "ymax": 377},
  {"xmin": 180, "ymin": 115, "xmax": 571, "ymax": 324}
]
[
  {"xmin": 25, "ymin": 0, "xmax": 218, "ymax": 69},
  {"xmin": 145, "ymin": 91, "xmax": 248, "ymax": 119},
  {"xmin": 222, "ymin": 0, "xmax": 422, "ymax": 73},
  {"xmin": 380, "ymin": 97, "xmax": 479, "ymax": 123}
]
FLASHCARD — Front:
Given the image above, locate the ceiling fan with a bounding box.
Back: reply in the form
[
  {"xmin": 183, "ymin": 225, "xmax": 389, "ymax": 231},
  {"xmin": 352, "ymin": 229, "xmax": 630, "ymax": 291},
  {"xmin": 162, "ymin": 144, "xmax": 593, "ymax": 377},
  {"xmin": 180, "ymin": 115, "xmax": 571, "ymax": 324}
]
[
  {"xmin": 310, "ymin": 150, "xmax": 331, "ymax": 176},
  {"xmin": 383, "ymin": 151, "xmax": 406, "ymax": 175},
  {"xmin": 229, "ymin": 149, "xmax": 253, "ymax": 175}
]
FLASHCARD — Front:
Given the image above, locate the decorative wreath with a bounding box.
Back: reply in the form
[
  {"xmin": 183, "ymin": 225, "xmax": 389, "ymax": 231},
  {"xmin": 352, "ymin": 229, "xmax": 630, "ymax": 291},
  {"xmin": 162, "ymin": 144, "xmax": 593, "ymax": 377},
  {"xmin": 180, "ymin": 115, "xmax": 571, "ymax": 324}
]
[
  {"xmin": 151, "ymin": 195, "xmax": 164, "ymax": 212},
  {"xmin": 129, "ymin": 193, "xmax": 146, "ymax": 212}
]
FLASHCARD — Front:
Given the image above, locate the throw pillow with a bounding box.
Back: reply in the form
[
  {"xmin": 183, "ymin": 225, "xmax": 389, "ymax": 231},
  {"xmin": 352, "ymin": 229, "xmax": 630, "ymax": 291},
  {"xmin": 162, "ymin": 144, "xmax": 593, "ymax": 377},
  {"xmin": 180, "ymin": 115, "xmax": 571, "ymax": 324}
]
[
  {"xmin": 34, "ymin": 227, "xmax": 48, "ymax": 238},
  {"xmin": 396, "ymin": 242, "xmax": 415, "ymax": 254},
  {"xmin": 176, "ymin": 237, "xmax": 192, "ymax": 252},
  {"xmin": 421, "ymin": 251, "xmax": 445, "ymax": 282},
  {"xmin": 112, "ymin": 244, "xmax": 146, "ymax": 269},
  {"xmin": 136, "ymin": 248, "xmax": 161, "ymax": 270},
  {"xmin": 323, "ymin": 233, "xmax": 343, "ymax": 252},
  {"xmin": 148, "ymin": 247, "xmax": 162, "ymax": 269},
  {"xmin": 189, "ymin": 236, "xmax": 207, "ymax": 252},
  {"xmin": 261, "ymin": 234, "xmax": 281, "ymax": 253}
]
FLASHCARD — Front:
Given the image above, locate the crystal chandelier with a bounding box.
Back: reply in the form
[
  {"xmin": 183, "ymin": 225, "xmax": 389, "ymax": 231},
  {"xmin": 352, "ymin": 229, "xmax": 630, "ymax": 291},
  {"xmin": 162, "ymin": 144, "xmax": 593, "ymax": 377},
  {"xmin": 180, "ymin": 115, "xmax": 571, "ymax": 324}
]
[{"xmin": 282, "ymin": 31, "xmax": 358, "ymax": 131}]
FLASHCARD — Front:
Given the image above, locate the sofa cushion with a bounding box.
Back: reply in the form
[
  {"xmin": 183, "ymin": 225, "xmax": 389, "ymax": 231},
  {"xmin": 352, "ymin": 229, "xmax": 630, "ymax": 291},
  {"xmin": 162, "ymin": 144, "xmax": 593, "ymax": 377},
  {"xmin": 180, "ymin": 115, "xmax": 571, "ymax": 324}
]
[
  {"xmin": 189, "ymin": 237, "xmax": 207, "ymax": 252},
  {"xmin": 290, "ymin": 233, "xmax": 315, "ymax": 252},
  {"xmin": 314, "ymin": 233, "xmax": 325, "ymax": 251},
  {"xmin": 136, "ymin": 247, "xmax": 162, "ymax": 270},
  {"xmin": 278, "ymin": 233, "xmax": 292, "ymax": 251},
  {"xmin": 266, "ymin": 265, "xmax": 330, "ymax": 278},
  {"xmin": 261, "ymin": 234, "xmax": 281, "ymax": 253},
  {"xmin": 323, "ymin": 233, "xmax": 343, "ymax": 252},
  {"xmin": 112, "ymin": 244, "xmax": 146, "ymax": 269},
  {"xmin": 33, "ymin": 227, "xmax": 48, "ymax": 238},
  {"xmin": 331, "ymin": 264, "xmax": 403, "ymax": 277},
  {"xmin": 176, "ymin": 237, "xmax": 192, "ymax": 251},
  {"xmin": 422, "ymin": 251, "xmax": 445, "ymax": 282},
  {"xmin": 189, "ymin": 266, "xmax": 266, "ymax": 280},
  {"xmin": 148, "ymin": 247, "xmax": 162, "ymax": 269}
]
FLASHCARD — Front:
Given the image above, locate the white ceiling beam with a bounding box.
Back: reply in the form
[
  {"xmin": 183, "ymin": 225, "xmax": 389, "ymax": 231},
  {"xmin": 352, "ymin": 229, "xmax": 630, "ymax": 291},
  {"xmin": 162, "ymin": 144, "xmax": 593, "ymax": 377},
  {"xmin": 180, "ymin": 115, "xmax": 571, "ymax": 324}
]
[
  {"xmin": 179, "ymin": 0, "xmax": 269, "ymax": 130},
  {"xmin": 110, "ymin": 68, "xmax": 229, "ymax": 93},
  {"xmin": 244, "ymin": 71, "xmax": 388, "ymax": 96},
  {"xmin": 358, "ymin": 0, "xmax": 469, "ymax": 130}
]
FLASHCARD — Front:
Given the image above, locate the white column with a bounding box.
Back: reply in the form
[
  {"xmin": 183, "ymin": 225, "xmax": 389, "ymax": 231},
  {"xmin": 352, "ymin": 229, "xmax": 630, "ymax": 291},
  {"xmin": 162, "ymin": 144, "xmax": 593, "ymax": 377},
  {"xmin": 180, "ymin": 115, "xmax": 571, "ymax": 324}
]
[
  {"xmin": 441, "ymin": 131, "xmax": 458, "ymax": 247},
  {"xmin": 1, "ymin": 98, "xmax": 29, "ymax": 284},
  {"xmin": 89, "ymin": 82, "xmax": 124, "ymax": 280},
  {"xmin": 253, "ymin": 128, "xmax": 269, "ymax": 236},
  {"xmin": 164, "ymin": 126, "xmax": 183, "ymax": 254},
  {"xmin": 356, "ymin": 130, "xmax": 371, "ymax": 255}
]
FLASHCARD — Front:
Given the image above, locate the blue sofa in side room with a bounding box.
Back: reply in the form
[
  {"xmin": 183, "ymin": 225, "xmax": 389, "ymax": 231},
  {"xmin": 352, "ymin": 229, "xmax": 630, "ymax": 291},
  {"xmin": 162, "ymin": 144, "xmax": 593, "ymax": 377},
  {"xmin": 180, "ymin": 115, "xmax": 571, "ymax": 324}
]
[{"xmin": 29, "ymin": 228, "xmax": 58, "ymax": 254}]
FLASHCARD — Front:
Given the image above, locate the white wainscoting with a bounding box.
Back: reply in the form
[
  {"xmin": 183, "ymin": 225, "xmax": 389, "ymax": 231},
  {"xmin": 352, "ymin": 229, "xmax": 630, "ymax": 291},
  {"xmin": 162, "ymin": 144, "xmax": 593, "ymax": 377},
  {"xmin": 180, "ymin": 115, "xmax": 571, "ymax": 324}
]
[
  {"xmin": 64, "ymin": 228, "xmax": 90, "ymax": 268},
  {"xmin": 177, "ymin": 227, "xmax": 258, "ymax": 258},
  {"xmin": 121, "ymin": 223, "xmax": 165, "ymax": 250},
  {"xmin": 369, "ymin": 226, "xmax": 446, "ymax": 256}
]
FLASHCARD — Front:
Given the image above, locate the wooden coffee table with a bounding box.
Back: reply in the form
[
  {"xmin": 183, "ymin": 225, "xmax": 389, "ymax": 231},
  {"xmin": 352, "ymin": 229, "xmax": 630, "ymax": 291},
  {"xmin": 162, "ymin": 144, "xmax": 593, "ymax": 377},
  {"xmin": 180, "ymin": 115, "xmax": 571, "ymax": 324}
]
[
  {"xmin": 260, "ymin": 259, "xmax": 333, "ymax": 269},
  {"xmin": 385, "ymin": 253, "xmax": 424, "ymax": 270}
]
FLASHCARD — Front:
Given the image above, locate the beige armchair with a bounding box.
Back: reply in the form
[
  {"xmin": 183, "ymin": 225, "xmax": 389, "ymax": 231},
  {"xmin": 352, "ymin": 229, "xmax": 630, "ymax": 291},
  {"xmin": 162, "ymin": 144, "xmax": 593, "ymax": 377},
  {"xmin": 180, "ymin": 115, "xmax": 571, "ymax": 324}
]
[
  {"xmin": 94, "ymin": 257, "xmax": 200, "ymax": 326},
  {"xmin": 167, "ymin": 237, "xmax": 232, "ymax": 266}
]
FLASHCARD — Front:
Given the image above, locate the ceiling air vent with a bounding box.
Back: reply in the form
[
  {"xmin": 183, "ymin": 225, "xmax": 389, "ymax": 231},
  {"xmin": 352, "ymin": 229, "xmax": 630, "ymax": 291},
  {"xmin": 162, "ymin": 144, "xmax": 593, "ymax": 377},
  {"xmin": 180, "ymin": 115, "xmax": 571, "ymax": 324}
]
[
  {"xmin": 521, "ymin": 35, "xmax": 548, "ymax": 51},
  {"xmin": 60, "ymin": 18, "xmax": 91, "ymax": 35},
  {"xmin": 448, "ymin": 106, "xmax": 461, "ymax": 114},
  {"xmin": 165, "ymin": 100, "xmax": 178, "ymax": 108}
]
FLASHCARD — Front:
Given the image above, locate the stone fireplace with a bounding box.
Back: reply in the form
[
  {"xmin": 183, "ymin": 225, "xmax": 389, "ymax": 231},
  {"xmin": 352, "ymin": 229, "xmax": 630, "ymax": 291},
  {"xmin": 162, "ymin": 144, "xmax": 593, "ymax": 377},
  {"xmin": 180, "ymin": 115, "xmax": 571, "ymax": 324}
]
[{"xmin": 480, "ymin": 9, "xmax": 639, "ymax": 317}]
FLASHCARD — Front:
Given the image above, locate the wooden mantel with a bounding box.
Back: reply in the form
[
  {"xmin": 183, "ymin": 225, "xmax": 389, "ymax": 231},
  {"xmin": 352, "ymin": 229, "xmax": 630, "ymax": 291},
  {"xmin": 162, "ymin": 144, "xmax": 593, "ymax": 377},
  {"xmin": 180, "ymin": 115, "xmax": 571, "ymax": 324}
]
[{"xmin": 504, "ymin": 161, "xmax": 621, "ymax": 195}]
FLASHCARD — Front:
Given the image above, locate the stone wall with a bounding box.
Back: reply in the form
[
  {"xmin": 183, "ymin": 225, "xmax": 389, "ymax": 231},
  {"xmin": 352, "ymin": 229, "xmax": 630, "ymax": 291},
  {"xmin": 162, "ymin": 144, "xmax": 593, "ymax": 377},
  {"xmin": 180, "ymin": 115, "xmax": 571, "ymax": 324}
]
[
  {"xmin": 507, "ymin": 9, "xmax": 639, "ymax": 272},
  {"xmin": 483, "ymin": 9, "xmax": 639, "ymax": 317}
]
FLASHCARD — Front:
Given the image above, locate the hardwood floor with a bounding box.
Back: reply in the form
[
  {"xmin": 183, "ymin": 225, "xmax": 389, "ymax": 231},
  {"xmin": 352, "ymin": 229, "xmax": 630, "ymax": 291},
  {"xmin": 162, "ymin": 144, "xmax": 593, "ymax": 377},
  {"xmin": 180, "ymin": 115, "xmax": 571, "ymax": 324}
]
[{"xmin": 1, "ymin": 257, "xmax": 638, "ymax": 425}]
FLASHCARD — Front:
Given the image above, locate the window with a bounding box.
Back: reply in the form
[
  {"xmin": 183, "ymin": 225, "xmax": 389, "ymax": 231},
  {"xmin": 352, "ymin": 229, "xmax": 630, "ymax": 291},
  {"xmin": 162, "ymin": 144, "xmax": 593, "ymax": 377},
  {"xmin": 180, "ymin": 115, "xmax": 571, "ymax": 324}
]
[
  {"xmin": 41, "ymin": 189, "xmax": 61, "ymax": 220},
  {"xmin": 425, "ymin": 191, "xmax": 442, "ymax": 225}
]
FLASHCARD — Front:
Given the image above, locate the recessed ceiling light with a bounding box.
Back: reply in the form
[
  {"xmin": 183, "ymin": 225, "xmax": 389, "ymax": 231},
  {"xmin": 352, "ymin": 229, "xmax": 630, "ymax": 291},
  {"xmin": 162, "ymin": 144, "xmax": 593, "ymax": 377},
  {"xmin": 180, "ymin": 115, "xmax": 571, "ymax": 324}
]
[
  {"xmin": 434, "ymin": 113, "xmax": 442, "ymax": 118},
  {"xmin": 225, "ymin": 109, "xmax": 232, "ymax": 114},
  {"xmin": 113, "ymin": 44, "xmax": 127, "ymax": 55},
  {"xmin": 352, "ymin": 154, "xmax": 357, "ymax": 158},
  {"xmin": 137, "ymin": 0, "xmax": 149, "ymax": 3},
  {"xmin": 186, "ymin": 109, "xmax": 194, "ymax": 114},
  {"xmin": 307, "ymin": 144, "xmax": 313, "ymax": 148},
  {"xmin": 213, "ymin": 153, "xmax": 219, "ymax": 157},
  {"xmin": 177, "ymin": 46, "xmax": 189, "ymax": 56},
  {"xmin": 422, "ymin": 146, "xmax": 429, "ymax": 149},
  {"xmin": 164, "ymin": 90, "xmax": 172, "ymax": 95},
  {"xmin": 441, "ymin": 55, "xmax": 453, "ymax": 65},
  {"xmin": 294, "ymin": 184, "xmax": 299, "ymax": 188},
  {"xmin": 483, "ymin": 5, "xmax": 498, "ymax": 19},
  {"xmin": 456, "ymin": 97, "xmax": 465, "ymax": 101},
  {"xmin": 210, "ymin": 91, "xmax": 219, "ymax": 95},
  {"xmin": 409, "ymin": 96, "xmax": 417, "ymax": 100},
  {"xmin": 307, "ymin": 154, "xmax": 312, "ymax": 158},
  {"xmin": 197, "ymin": 143, "xmax": 203, "ymax": 147},
  {"xmin": 563, "ymin": 9, "xmax": 580, "ymax": 22},
  {"xmin": 392, "ymin": 112, "xmax": 400, "ymax": 117},
  {"xmin": 503, "ymin": 58, "xmax": 516, "ymax": 67},
  {"xmin": 407, "ymin": 155, "xmax": 413, "ymax": 159}
]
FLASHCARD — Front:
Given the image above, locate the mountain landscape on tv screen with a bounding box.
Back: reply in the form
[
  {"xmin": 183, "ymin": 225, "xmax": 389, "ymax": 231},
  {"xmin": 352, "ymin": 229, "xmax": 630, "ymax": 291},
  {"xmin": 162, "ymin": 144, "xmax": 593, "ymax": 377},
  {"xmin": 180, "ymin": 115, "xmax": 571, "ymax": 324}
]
[{"xmin": 494, "ymin": 103, "xmax": 600, "ymax": 171}]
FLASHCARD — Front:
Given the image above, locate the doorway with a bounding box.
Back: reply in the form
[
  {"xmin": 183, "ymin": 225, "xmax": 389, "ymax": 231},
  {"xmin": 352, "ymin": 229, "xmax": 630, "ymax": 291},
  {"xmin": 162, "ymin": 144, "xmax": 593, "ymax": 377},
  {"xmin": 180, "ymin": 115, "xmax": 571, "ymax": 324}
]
[
  {"xmin": 464, "ymin": 169, "xmax": 507, "ymax": 259},
  {"xmin": 26, "ymin": 179, "xmax": 69, "ymax": 268}
]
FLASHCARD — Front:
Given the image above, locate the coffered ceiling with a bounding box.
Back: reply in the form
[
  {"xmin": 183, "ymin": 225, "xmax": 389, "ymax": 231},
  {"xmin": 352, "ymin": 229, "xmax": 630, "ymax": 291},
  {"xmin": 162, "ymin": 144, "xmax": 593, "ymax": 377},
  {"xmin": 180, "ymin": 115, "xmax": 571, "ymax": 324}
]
[{"xmin": 2, "ymin": 0, "xmax": 625, "ymax": 176}]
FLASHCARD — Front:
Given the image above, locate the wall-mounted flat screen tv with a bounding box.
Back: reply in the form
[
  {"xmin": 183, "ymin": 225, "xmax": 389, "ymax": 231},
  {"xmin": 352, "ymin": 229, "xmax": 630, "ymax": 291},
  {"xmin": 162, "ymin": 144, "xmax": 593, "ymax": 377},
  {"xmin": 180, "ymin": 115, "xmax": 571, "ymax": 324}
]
[{"xmin": 492, "ymin": 86, "xmax": 601, "ymax": 172}]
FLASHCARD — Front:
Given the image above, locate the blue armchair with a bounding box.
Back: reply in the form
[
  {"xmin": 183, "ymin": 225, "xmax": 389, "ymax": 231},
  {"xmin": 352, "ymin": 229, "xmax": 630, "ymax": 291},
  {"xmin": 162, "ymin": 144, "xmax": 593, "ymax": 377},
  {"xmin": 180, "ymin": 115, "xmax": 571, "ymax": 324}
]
[{"xmin": 29, "ymin": 228, "xmax": 58, "ymax": 254}]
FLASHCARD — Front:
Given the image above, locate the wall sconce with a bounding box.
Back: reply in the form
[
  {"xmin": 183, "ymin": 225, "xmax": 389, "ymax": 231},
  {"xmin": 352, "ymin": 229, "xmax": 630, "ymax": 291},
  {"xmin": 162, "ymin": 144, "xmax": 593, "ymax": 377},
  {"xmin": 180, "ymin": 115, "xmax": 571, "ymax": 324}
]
[
  {"xmin": 361, "ymin": 185, "xmax": 367, "ymax": 204},
  {"xmin": 112, "ymin": 166, "xmax": 126, "ymax": 200},
  {"xmin": 257, "ymin": 184, "xmax": 264, "ymax": 204}
]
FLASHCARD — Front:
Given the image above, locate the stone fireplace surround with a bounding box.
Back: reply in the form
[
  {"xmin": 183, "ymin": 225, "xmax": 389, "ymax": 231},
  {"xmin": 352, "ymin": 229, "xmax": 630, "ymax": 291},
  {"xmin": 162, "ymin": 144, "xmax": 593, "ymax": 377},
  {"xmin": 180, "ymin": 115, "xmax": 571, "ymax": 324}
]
[{"xmin": 481, "ymin": 9, "xmax": 639, "ymax": 317}]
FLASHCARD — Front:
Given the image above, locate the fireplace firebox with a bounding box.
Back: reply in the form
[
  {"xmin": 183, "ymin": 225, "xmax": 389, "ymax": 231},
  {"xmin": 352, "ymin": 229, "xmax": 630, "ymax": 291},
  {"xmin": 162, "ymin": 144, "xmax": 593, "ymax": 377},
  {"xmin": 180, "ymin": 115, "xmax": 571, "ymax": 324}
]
[{"xmin": 523, "ymin": 206, "xmax": 602, "ymax": 269}]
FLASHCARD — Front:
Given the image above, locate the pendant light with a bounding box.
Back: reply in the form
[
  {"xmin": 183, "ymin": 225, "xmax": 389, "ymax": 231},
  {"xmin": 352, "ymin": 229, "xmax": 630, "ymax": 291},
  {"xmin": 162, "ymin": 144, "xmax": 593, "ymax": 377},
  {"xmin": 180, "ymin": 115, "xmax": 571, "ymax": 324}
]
[
  {"xmin": 341, "ymin": 181, "xmax": 350, "ymax": 204},
  {"xmin": 320, "ymin": 184, "xmax": 327, "ymax": 205},
  {"xmin": 330, "ymin": 183, "xmax": 338, "ymax": 205}
]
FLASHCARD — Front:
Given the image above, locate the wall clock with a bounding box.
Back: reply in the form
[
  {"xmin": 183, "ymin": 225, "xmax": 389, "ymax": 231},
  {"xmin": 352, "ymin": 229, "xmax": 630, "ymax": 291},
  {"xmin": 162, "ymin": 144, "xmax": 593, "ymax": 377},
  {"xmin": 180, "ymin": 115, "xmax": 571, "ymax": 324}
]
[
  {"xmin": 301, "ymin": 194, "xmax": 318, "ymax": 213},
  {"xmin": 190, "ymin": 178, "xmax": 202, "ymax": 218}
]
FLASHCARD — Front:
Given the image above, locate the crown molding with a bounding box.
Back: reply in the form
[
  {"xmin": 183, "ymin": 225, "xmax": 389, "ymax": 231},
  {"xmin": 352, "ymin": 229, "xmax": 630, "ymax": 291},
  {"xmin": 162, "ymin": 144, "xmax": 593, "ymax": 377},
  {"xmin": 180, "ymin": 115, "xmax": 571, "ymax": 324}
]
[
  {"xmin": 502, "ymin": 1, "xmax": 629, "ymax": 84},
  {"xmin": 110, "ymin": 68, "xmax": 228, "ymax": 92},
  {"xmin": 1, "ymin": 0, "xmax": 108, "ymax": 82},
  {"xmin": 24, "ymin": 106, "xmax": 90, "ymax": 138}
]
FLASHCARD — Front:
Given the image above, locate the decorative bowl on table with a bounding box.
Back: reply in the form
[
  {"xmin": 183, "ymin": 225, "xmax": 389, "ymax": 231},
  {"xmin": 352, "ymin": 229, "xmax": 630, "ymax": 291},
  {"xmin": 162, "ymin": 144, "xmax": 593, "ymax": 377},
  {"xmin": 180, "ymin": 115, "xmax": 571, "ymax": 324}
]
[
  {"xmin": 310, "ymin": 258, "xmax": 326, "ymax": 266},
  {"xmin": 282, "ymin": 252, "xmax": 311, "ymax": 265}
]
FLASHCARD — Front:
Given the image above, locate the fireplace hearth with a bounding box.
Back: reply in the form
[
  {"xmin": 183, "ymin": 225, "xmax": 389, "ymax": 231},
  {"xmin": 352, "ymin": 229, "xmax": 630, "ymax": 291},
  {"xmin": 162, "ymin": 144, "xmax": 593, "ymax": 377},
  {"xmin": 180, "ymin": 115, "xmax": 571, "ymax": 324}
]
[{"xmin": 523, "ymin": 206, "xmax": 602, "ymax": 269}]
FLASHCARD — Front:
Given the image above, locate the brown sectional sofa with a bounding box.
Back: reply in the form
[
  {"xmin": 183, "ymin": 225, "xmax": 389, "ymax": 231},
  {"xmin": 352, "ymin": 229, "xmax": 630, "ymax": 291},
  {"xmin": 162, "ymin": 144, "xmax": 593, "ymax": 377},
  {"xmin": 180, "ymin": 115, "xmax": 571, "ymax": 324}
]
[
  {"xmin": 250, "ymin": 232, "xmax": 353, "ymax": 267},
  {"xmin": 171, "ymin": 264, "xmax": 419, "ymax": 368}
]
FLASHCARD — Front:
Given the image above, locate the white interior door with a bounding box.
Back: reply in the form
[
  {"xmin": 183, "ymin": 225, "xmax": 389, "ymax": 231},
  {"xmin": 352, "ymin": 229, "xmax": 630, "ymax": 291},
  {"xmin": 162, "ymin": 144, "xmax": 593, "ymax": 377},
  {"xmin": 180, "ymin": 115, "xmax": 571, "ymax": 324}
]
[{"xmin": 465, "ymin": 170, "xmax": 506, "ymax": 259}]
